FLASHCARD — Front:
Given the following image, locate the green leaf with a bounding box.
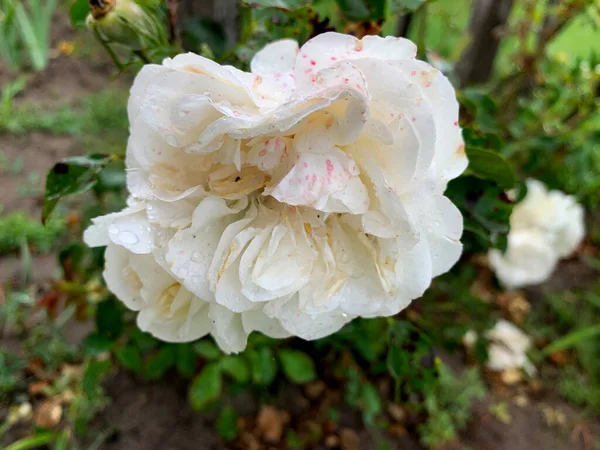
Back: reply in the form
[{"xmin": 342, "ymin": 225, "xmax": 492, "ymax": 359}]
[
  {"xmin": 175, "ymin": 344, "xmax": 197, "ymax": 378},
  {"xmin": 42, "ymin": 154, "xmax": 113, "ymax": 223},
  {"xmin": 189, "ymin": 363, "xmax": 222, "ymax": 410},
  {"xmin": 248, "ymin": 347, "xmax": 278, "ymax": 386},
  {"xmin": 194, "ymin": 340, "xmax": 222, "ymax": 360},
  {"xmin": 95, "ymin": 298, "xmax": 124, "ymax": 339},
  {"xmin": 220, "ymin": 355, "xmax": 250, "ymax": 383},
  {"xmin": 82, "ymin": 333, "xmax": 114, "ymax": 356},
  {"xmin": 386, "ymin": 322, "xmax": 412, "ymax": 379},
  {"xmin": 335, "ymin": 0, "xmax": 370, "ymax": 21},
  {"xmin": 241, "ymin": 0, "xmax": 312, "ymax": 10},
  {"xmin": 465, "ymin": 146, "xmax": 516, "ymax": 189},
  {"xmin": 278, "ymin": 350, "xmax": 316, "ymax": 384},
  {"xmin": 360, "ymin": 382, "xmax": 382, "ymax": 425},
  {"xmin": 390, "ymin": 0, "xmax": 425, "ymax": 13},
  {"xmin": 83, "ymin": 358, "xmax": 112, "ymax": 398},
  {"xmin": 70, "ymin": 0, "xmax": 90, "ymax": 30},
  {"xmin": 542, "ymin": 325, "xmax": 600, "ymax": 356},
  {"xmin": 115, "ymin": 345, "xmax": 143, "ymax": 373},
  {"xmin": 216, "ymin": 406, "xmax": 239, "ymax": 441},
  {"xmin": 144, "ymin": 346, "xmax": 176, "ymax": 380}
]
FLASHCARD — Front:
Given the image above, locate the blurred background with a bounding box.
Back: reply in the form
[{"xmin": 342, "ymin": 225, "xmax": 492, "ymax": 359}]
[{"xmin": 0, "ymin": 0, "xmax": 599, "ymax": 449}]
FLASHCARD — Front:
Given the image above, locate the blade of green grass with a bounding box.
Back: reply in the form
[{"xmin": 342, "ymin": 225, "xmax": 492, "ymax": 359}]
[{"xmin": 542, "ymin": 325, "xmax": 600, "ymax": 356}]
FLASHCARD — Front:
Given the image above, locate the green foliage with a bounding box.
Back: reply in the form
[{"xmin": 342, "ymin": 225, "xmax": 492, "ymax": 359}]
[
  {"xmin": 69, "ymin": 0, "xmax": 89, "ymax": 30},
  {"xmin": 344, "ymin": 369, "xmax": 382, "ymax": 426},
  {"xmin": 558, "ymin": 367, "xmax": 600, "ymax": 415},
  {"xmin": 216, "ymin": 406, "xmax": 239, "ymax": 441},
  {"xmin": 418, "ymin": 366, "xmax": 486, "ymax": 449},
  {"xmin": 0, "ymin": 211, "xmax": 65, "ymax": 255},
  {"xmin": 194, "ymin": 339, "xmax": 223, "ymax": 360},
  {"xmin": 0, "ymin": 0, "xmax": 56, "ymax": 72},
  {"xmin": 144, "ymin": 345, "xmax": 176, "ymax": 380},
  {"xmin": 465, "ymin": 146, "xmax": 515, "ymax": 190},
  {"xmin": 43, "ymin": 154, "xmax": 116, "ymax": 223},
  {"xmin": 189, "ymin": 363, "xmax": 223, "ymax": 410},
  {"xmin": 387, "ymin": 321, "xmax": 438, "ymax": 397},
  {"xmin": 220, "ymin": 355, "xmax": 251, "ymax": 383},
  {"xmin": 278, "ymin": 349, "xmax": 317, "ymax": 384},
  {"xmin": 248, "ymin": 346, "xmax": 278, "ymax": 386}
]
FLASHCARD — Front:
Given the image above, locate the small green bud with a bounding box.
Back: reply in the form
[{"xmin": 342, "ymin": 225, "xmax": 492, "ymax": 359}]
[{"xmin": 86, "ymin": 0, "xmax": 169, "ymax": 52}]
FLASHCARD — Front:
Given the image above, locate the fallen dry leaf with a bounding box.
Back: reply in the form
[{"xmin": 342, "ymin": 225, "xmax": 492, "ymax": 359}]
[
  {"xmin": 340, "ymin": 429, "xmax": 360, "ymax": 450},
  {"xmin": 256, "ymin": 405, "xmax": 285, "ymax": 444},
  {"xmin": 325, "ymin": 434, "xmax": 340, "ymax": 448},
  {"xmin": 28, "ymin": 380, "xmax": 50, "ymax": 397},
  {"xmin": 501, "ymin": 368, "xmax": 523, "ymax": 385},
  {"xmin": 304, "ymin": 380, "xmax": 326, "ymax": 400},
  {"xmin": 388, "ymin": 424, "xmax": 408, "ymax": 438},
  {"xmin": 387, "ymin": 404, "xmax": 406, "ymax": 423},
  {"xmin": 33, "ymin": 398, "xmax": 63, "ymax": 428}
]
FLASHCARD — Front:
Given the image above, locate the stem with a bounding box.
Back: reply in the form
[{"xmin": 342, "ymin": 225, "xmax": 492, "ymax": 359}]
[
  {"xmin": 416, "ymin": 3, "xmax": 428, "ymax": 59},
  {"xmin": 92, "ymin": 27, "xmax": 123, "ymax": 70},
  {"xmin": 5, "ymin": 433, "xmax": 55, "ymax": 450},
  {"xmin": 134, "ymin": 49, "xmax": 152, "ymax": 64}
]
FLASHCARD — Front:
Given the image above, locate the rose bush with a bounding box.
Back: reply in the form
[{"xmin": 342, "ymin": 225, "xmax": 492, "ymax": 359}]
[
  {"xmin": 84, "ymin": 32, "xmax": 468, "ymax": 352},
  {"xmin": 489, "ymin": 179, "xmax": 585, "ymax": 289}
]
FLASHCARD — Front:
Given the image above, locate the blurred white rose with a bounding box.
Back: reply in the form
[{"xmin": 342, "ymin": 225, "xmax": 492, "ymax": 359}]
[
  {"xmin": 85, "ymin": 33, "xmax": 467, "ymax": 352},
  {"xmin": 489, "ymin": 179, "xmax": 585, "ymax": 289},
  {"xmin": 463, "ymin": 319, "xmax": 536, "ymax": 375}
]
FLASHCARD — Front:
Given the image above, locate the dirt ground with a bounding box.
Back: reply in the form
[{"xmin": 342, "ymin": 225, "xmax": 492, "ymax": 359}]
[{"xmin": 1, "ymin": 13, "xmax": 599, "ymax": 450}]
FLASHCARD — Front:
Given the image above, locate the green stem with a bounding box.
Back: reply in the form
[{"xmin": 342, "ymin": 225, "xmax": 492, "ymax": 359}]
[
  {"xmin": 134, "ymin": 49, "xmax": 152, "ymax": 64},
  {"xmin": 93, "ymin": 27, "xmax": 123, "ymax": 70},
  {"xmin": 416, "ymin": 2, "xmax": 428, "ymax": 59},
  {"xmin": 5, "ymin": 432, "xmax": 55, "ymax": 450}
]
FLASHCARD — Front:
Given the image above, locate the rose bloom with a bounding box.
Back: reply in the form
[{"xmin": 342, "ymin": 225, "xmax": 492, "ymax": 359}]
[
  {"xmin": 85, "ymin": 33, "xmax": 467, "ymax": 352},
  {"xmin": 489, "ymin": 179, "xmax": 585, "ymax": 289},
  {"xmin": 463, "ymin": 320, "xmax": 536, "ymax": 375}
]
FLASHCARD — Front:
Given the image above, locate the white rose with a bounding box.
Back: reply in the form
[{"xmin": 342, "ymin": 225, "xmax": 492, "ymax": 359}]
[
  {"xmin": 488, "ymin": 229, "xmax": 558, "ymax": 289},
  {"xmin": 84, "ymin": 205, "xmax": 290, "ymax": 353},
  {"xmin": 489, "ymin": 179, "xmax": 585, "ymax": 289},
  {"xmin": 464, "ymin": 320, "xmax": 536, "ymax": 375},
  {"xmin": 85, "ymin": 33, "xmax": 467, "ymax": 352}
]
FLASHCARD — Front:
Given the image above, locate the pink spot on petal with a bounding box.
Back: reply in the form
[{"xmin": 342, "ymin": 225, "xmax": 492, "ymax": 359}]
[
  {"xmin": 331, "ymin": 56, "xmax": 337, "ymax": 61},
  {"xmin": 259, "ymin": 149, "xmax": 267, "ymax": 157},
  {"xmin": 305, "ymin": 175, "xmax": 309, "ymax": 180},
  {"xmin": 301, "ymin": 54, "xmax": 307, "ymax": 59},
  {"xmin": 411, "ymin": 71, "xmax": 416, "ymax": 76},
  {"xmin": 453, "ymin": 121, "xmax": 458, "ymax": 127},
  {"xmin": 310, "ymin": 60, "xmax": 316, "ymax": 66},
  {"xmin": 303, "ymin": 162, "xmax": 308, "ymax": 168},
  {"xmin": 326, "ymin": 159, "xmax": 334, "ymax": 174},
  {"xmin": 412, "ymin": 117, "xmax": 416, "ymax": 122}
]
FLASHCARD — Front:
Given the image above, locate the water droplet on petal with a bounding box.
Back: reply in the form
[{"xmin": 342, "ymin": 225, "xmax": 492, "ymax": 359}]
[
  {"xmin": 118, "ymin": 230, "xmax": 139, "ymax": 246},
  {"xmin": 191, "ymin": 251, "xmax": 202, "ymax": 262},
  {"xmin": 165, "ymin": 134, "xmax": 178, "ymax": 146},
  {"xmin": 108, "ymin": 224, "xmax": 119, "ymax": 235}
]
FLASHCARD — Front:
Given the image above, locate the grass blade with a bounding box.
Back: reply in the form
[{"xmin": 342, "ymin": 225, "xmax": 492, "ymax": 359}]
[{"xmin": 542, "ymin": 325, "xmax": 600, "ymax": 356}]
